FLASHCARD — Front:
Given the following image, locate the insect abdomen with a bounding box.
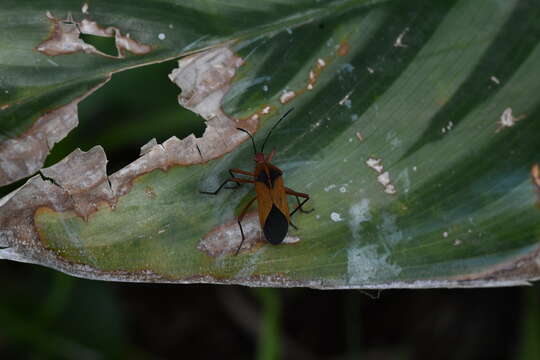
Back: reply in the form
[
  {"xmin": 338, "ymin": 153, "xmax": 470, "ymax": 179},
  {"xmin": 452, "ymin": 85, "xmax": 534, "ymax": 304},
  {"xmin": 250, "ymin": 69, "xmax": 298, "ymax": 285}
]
[{"xmin": 263, "ymin": 205, "xmax": 289, "ymax": 245}]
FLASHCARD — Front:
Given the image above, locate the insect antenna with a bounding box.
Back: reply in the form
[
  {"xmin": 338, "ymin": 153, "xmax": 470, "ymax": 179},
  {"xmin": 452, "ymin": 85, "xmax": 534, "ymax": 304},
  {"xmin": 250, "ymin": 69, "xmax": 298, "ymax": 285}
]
[
  {"xmin": 261, "ymin": 108, "xmax": 294, "ymax": 153},
  {"xmin": 237, "ymin": 128, "xmax": 258, "ymax": 154}
]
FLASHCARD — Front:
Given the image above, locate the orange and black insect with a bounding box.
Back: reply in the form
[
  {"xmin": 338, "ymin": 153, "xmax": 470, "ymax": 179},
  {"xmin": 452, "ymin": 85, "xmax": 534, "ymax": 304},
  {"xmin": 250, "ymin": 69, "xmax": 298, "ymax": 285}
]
[{"xmin": 201, "ymin": 109, "xmax": 312, "ymax": 254}]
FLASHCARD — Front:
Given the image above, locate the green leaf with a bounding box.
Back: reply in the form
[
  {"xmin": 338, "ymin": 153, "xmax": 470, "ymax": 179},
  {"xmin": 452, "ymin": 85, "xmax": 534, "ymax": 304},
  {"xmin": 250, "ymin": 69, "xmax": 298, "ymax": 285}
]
[{"xmin": 1, "ymin": 0, "xmax": 540, "ymax": 288}]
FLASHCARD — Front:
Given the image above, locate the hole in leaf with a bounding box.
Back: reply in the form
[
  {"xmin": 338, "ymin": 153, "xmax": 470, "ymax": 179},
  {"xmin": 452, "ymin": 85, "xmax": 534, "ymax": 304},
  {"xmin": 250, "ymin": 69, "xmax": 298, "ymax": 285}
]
[
  {"xmin": 47, "ymin": 59, "xmax": 207, "ymax": 173},
  {"xmin": 79, "ymin": 33, "xmax": 118, "ymax": 57},
  {"xmin": 0, "ymin": 177, "xmax": 27, "ymax": 198}
]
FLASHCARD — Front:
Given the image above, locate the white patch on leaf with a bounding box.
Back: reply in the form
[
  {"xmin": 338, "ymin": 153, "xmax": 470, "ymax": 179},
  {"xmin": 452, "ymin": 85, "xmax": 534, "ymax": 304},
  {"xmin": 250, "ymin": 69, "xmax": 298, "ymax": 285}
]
[
  {"xmin": 347, "ymin": 244, "xmax": 401, "ymax": 283},
  {"xmin": 279, "ymin": 90, "xmax": 295, "ymax": 104},
  {"xmin": 496, "ymin": 108, "xmax": 525, "ymax": 132},
  {"xmin": 330, "ymin": 212, "xmax": 343, "ymax": 222},
  {"xmin": 366, "ymin": 158, "xmax": 383, "ymax": 173},
  {"xmin": 394, "ymin": 27, "xmax": 409, "ymax": 48}
]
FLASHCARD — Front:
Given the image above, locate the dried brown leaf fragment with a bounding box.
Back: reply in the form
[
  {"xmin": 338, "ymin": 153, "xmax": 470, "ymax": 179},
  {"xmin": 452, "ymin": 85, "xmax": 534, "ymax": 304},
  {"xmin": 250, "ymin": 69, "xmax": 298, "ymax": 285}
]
[
  {"xmin": 0, "ymin": 102, "xmax": 78, "ymax": 186},
  {"xmin": 36, "ymin": 7, "xmax": 151, "ymax": 58},
  {"xmin": 41, "ymin": 146, "xmax": 114, "ymax": 219},
  {"xmin": 111, "ymin": 46, "xmax": 251, "ymax": 197}
]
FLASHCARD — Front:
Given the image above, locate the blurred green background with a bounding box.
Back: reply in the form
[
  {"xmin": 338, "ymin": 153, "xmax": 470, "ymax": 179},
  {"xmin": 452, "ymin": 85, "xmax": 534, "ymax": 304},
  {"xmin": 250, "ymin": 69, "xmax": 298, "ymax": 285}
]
[
  {"xmin": 1, "ymin": 260, "xmax": 539, "ymax": 359},
  {"xmin": 1, "ymin": 48, "xmax": 539, "ymax": 360}
]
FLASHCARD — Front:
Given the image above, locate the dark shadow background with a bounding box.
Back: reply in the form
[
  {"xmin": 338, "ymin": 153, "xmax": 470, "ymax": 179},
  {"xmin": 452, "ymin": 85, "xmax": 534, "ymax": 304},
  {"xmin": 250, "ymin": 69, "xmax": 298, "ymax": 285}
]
[
  {"xmin": 0, "ymin": 260, "xmax": 538, "ymax": 360},
  {"xmin": 1, "ymin": 57, "xmax": 539, "ymax": 360}
]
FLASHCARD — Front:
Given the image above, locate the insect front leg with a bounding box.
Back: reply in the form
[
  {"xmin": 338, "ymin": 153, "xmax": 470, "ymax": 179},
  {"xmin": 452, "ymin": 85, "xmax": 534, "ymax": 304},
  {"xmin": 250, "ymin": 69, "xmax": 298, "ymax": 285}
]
[
  {"xmin": 224, "ymin": 168, "xmax": 256, "ymax": 189},
  {"xmin": 200, "ymin": 177, "xmax": 255, "ymax": 195}
]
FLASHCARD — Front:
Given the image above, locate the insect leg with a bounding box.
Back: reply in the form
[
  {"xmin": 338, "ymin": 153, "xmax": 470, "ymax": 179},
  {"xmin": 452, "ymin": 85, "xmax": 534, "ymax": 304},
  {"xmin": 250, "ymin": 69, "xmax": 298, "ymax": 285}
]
[
  {"xmin": 266, "ymin": 149, "xmax": 277, "ymax": 162},
  {"xmin": 289, "ymin": 197, "xmax": 311, "ymax": 217},
  {"xmin": 293, "ymin": 196, "xmax": 313, "ymax": 214},
  {"xmin": 224, "ymin": 168, "xmax": 256, "ymax": 189},
  {"xmin": 200, "ymin": 178, "xmax": 255, "ymax": 195},
  {"xmin": 235, "ymin": 196, "xmax": 257, "ymax": 255},
  {"xmin": 230, "ymin": 168, "xmax": 256, "ymax": 177},
  {"xmin": 285, "ymin": 188, "xmax": 314, "ymax": 215}
]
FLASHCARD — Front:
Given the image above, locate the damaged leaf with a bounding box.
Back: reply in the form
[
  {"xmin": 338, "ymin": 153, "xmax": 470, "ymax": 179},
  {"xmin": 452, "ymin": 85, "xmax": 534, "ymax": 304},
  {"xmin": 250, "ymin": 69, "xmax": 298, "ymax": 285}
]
[
  {"xmin": 40, "ymin": 146, "xmax": 114, "ymax": 219},
  {"xmin": 36, "ymin": 11, "xmax": 152, "ymax": 58},
  {"xmin": 2, "ymin": 0, "xmax": 338, "ymax": 185},
  {"xmin": 1, "ymin": 0, "xmax": 540, "ymax": 289},
  {"xmin": 0, "ymin": 101, "xmax": 79, "ymax": 186}
]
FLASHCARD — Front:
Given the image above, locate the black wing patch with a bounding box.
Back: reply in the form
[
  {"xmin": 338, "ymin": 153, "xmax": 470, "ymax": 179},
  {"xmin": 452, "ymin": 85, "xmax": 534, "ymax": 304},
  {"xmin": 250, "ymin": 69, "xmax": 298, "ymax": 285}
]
[
  {"xmin": 257, "ymin": 167, "xmax": 282, "ymax": 188},
  {"xmin": 263, "ymin": 205, "xmax": 289, "ymax": 245}
]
